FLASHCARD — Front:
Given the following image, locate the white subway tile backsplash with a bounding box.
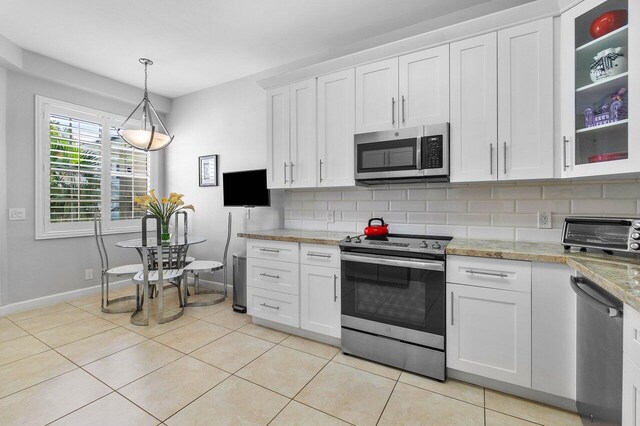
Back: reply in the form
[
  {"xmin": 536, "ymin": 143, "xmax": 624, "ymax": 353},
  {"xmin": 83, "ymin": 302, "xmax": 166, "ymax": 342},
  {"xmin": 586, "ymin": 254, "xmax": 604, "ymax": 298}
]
[
  {"xmin": 407, "ymin": 212, "xmax": 447, "ymax": 224},
  {"xmin": 407, "ymin": 188, "xmax": 447, "ymax": 200},
  {"xmin": 571, "ymin": 199, "xmax": 637, "ymax": 215},
  {"xmin": 447, "ymin": 213, "xmax": 491, "ymax": 226},
  {"xmin": 516, "ymin": 200, "xmax": 571, "ymax": 214},
  {"xmin": 468, "ymin": 201, "xmax": 515, "ymax": 213},
  {"xmin": 373, "ymin": 190, "xmax": 407, "ymax": 201},
  {"xmin": 390, "ymin": 201, "xmax": 426, "ymax": 212},
  {"xmin": 427, "ymin": 200, "xmax": 468, "ymax": 213},
  {"xmin": 357, "ymin": 201, "xmax": 389, "ymax": 211},
  {"xmin": 468, "ymin": 227, "xmax": 515, "ymax": 241},
  {"xmin": 328, "ymin": 200, "xmax": 357, "ymax": 211},
  {"xmin": 284, "ymin": 178, "xmax": 640, "ymax": 243}
]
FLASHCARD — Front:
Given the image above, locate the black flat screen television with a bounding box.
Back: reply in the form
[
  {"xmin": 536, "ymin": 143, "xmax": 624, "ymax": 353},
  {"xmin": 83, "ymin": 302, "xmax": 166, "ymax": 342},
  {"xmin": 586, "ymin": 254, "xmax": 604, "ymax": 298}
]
[{"xmin": 223, "ymin": 169, "xmax": 270, "ymax": 207}]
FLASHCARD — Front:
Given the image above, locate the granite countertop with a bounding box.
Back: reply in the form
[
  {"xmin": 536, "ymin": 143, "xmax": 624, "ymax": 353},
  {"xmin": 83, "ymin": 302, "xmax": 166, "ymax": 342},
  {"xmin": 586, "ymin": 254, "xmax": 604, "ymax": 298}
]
[
  {"xmin": 237, "ymin": 229, "xmax": 349, "ymax": 245},
  {"xmin": 236, "ymin": 229, "xmax": 640, "ymax": 311},
  {"xmin": 448, "ymin": 238, "xmax": 640, "ymax": 311}
]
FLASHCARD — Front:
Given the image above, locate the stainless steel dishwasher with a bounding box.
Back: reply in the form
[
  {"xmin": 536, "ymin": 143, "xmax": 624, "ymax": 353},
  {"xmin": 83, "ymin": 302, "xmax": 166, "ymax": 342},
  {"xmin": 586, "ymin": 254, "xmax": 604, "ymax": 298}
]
[{"xmin": 571, "ymin": 275, "xmax": 623, "ymax": 425}]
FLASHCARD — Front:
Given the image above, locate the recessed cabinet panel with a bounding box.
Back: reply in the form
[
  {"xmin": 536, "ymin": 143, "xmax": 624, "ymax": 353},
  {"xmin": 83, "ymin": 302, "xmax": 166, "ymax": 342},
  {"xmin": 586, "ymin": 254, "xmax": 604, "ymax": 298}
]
[
  {"xmin": 290, "ymin": 79, "xmax": 316, "ymax": 188},
  {"xmin": 317, "ymin": 69, "xmax": 356, "ymax": 187},
  {"xmin": 355, "ymin": 59, "xmax": 399, "ymax": 133},
  {"xmin": 301, "ymin": 265, "xmax": 341, "ymax": 338},
  {"xmin": 266, "ymin": 86, "xmax": 289, "ymax": 188},
  {"xmin": 399, "ymin": 45, "xmax": 450, "ymax": 127},
  {"xmin": 450, "ymin": 33, "xmax": 498, "ymax": 182}
]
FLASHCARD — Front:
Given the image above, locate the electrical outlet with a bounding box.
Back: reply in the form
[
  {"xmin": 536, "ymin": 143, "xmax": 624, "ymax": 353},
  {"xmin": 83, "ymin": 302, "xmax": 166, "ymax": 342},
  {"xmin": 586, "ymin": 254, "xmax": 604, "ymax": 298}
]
[
  {"xmin": 85, "ymin": 269, "xmax": 94, "ymax": 280},
  {"xmin": 327, "ymin": 211, "xmax": 335, "ymax": 223},
  {"xmin": 538, "ymin": 211, "xmax": 552, "ymax": 229},
  {"xmin": 8, "ymin": 208, "xmax": 26, "ymax": 221}
]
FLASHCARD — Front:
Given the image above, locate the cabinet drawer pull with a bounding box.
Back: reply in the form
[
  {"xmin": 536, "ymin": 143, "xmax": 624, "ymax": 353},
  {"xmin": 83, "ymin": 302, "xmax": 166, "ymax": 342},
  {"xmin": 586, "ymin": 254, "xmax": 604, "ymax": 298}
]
[
  {"xmin": 489, "ymin": 143, "xmax": 493, "ymax": 175},
  {"xmin": 503, "ymin": 141, "xmax": 507, "ymax": 175},
  {"xmin": 307, "ymin": 252, "xmax": 332, "ymax": 259},
  {"xmin": 259, "ymin": 273, "xmax": 280, "ymax": 279},
  {"xmin": 562, "ymin": 136, "xmax": 570, "ymax": 171},
  {"xmin": 450, "ymin": 291, "xmax": 454, "ymax": 326},
  {"xmin": 259, "ymin": 248, "xmax": 280, "ymax": 253},
  {"xmin": 333, "ymin": 274, "xmax": 338, "ymax": 302},
  {"xmin": 284, "ymin": 162, "xmax": 287, "ymax": 184},
  {"xmin": 260, "ymin": 302, "xmax": 280, "ymax": 310},
  {"xmin": 465, "ymin": 269, "xmax": 508, "ymax": 278},
  {"xmin": 319, "ymin": 159, "xmax": 324, "ymax": 183}
]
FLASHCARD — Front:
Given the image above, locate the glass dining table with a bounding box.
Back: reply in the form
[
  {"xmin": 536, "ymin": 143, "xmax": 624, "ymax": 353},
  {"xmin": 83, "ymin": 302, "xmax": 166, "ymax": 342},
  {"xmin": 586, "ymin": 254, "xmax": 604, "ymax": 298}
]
[{"xmin": 115, "ymin": 235, "xmax": 206, "ymax": 326}]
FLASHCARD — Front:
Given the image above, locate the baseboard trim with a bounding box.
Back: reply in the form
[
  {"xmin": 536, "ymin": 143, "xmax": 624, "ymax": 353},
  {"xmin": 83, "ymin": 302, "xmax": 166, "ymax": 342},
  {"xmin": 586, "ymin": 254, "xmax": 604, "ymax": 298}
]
[
  {"xmin": 252, "ymin": 317, "xmax": 341, "ymax": 347},
  {"xmin": 0, "ymin": 278, "xmax": 131, "ymax": 317}
]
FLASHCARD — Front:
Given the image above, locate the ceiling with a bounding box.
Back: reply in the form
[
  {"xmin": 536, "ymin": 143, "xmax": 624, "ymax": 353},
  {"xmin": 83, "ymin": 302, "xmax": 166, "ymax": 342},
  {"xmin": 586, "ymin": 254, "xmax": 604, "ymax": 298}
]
[{"xmin": 0, "ymin": 0, "xmax": 534, "ymax": 98}]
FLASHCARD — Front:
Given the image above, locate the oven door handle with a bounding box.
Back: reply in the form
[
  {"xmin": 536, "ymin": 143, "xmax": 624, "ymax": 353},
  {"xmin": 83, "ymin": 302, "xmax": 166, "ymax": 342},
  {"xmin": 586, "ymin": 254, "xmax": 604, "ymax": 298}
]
[{"xmin": 341, "ymin": 252, "xmax": 444, "ymax": 271}]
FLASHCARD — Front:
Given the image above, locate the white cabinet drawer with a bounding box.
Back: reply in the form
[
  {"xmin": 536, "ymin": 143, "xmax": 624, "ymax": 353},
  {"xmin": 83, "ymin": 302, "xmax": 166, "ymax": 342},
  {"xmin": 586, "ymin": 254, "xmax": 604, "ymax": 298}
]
[
  {"xmin": 247, "ymin": 287, "xmax": 299, "ymax": 327},
  {"xmin": 625, "ymin": 304, "xmax": 640, "ymax": 368},
  {"xmin": 300, "ymin": 244, "xmax": 340, "ymax": 268},
  {"xmin": 247, "ymin": 258, "xmax": 300, "ymax": 295},
  {"xmin": 246, "ymin": 239, "xmax": 299, "ymax": 263},
  {"xmin": 447, "ymin": 255, "xmax": 531, "ymax": 293}
]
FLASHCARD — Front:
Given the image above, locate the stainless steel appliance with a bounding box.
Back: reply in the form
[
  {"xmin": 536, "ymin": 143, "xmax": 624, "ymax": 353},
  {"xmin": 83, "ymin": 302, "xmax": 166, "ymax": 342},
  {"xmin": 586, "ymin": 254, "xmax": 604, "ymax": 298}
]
[
  {"xmin": 571, "ymin": 275, "xmax": 623, "ymax": 425},
  {"xmin": 354, "ymin": 123, "xmax": 449, "ymax": 185},
  {"xmin": 339, "ymin": 233, "xmax": 452, "ymax": 380},
  {"xmin": 232, "ymin": 252, "xmax": 247, "ymax": 313},
  {"xmin": 562, "ymin": 216, "xmax": 640, "ymax": 253}
]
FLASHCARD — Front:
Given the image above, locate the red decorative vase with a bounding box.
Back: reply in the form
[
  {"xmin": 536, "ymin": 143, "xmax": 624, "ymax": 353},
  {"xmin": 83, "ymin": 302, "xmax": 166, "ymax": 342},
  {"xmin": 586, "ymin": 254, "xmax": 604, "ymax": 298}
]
[{"xmin": 590, "ymin": 10, "xmax": 628, "ymax": 39}]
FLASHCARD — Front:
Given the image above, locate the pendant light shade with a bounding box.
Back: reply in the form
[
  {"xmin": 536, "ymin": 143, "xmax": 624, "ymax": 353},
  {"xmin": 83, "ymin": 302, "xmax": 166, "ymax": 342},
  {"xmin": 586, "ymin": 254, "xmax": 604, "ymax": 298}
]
[{"xmin": 118, "ymin": 58, "xmax": 174, "ymax": 151}]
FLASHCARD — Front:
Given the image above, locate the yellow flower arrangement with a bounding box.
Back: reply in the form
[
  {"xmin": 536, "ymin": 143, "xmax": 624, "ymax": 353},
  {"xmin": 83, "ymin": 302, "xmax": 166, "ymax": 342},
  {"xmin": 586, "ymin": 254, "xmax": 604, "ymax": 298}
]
[{"xmin": 134, "ymin": 190, "xmax": 195, "ymax": 231}]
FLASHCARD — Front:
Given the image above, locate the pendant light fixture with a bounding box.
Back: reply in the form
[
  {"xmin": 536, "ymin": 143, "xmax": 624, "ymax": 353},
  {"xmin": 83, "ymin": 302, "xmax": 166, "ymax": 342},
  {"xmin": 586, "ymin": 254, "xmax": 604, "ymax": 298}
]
[{"xmin": 118, "ymin": 58, "xmax": 174, "ymax": 151}]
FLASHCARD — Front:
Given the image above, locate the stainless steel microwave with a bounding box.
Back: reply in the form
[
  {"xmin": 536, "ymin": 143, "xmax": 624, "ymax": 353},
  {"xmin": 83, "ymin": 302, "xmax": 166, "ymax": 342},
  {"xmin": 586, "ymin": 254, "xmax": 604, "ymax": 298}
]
[{"xmin": 354, "ymin": 123, "xmax": 449, "ymax": 185}]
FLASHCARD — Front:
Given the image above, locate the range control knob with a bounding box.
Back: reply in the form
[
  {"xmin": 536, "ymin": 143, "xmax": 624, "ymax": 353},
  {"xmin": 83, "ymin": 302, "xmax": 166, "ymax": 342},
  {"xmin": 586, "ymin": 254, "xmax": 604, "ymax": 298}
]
[
  {"xmin": 419, "ymin": 241, "xmax": 428, "ymax": 248},
  {"xmin": 631, "ymin": 243, "xmax": 640, "ymax": 250},
  {"xmin": 344, "ymin": 236, "xmax": 352, "ymax": 243},
  {"xmin": 432, "ymin": 241, "xmax": 442, "ymax": 250},
  {"xmin": 353, "ymin": 236, "xmax": 362, "ymax": 244},
  {"xmin": 634, "ymin": 222, "xmax": 640, "ymax": 231},
  {"xmin": 632, "ymin": 232, "xmax": 640, "ymax": 240}
]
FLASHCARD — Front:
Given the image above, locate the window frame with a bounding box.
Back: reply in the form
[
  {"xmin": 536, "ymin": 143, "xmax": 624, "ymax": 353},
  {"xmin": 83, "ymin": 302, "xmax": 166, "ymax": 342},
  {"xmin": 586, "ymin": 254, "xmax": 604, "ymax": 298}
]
[{"xmin": 35, "ymin": 95, "xmax": 159, "ymax": 240}]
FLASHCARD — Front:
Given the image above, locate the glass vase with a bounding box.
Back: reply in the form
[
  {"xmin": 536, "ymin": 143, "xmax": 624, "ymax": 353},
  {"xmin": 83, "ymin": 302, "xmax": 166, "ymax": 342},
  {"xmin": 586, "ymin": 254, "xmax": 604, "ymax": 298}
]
[{"xmin": 161, "ymin": 219, "xmax": 171, "ymax": 246}]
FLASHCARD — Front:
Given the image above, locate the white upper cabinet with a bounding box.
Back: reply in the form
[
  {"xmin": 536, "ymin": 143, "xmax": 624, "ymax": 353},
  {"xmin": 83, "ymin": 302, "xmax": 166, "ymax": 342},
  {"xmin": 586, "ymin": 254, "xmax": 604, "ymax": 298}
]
[
  {"xmin": 266, "ymin": 85, "xmax": 290, "ymax": 189},
  {"xmin": 561, "ymin": 0, "xmax": 638, "ymax": 178},
  {"xmin": 290, "ymin": 79, "xmax": 317, "ymax": 188},
  {"xmin": 450, "ymin": 33, "xmax": 498, "ymax": 182},
  {"xmin": 498, "ymin": 18, "xmax": 554, "ymax": 180},
  {"xmin": 399, "ymin": 45, "xmax": 450, "ymax": 127},
  {"xmin": 317, "ymin": 69, "xmax": 356, "ymax": 187},
  {"xmin": 355, "ymin": 58, "xmax": 399, "ymax": 133}
]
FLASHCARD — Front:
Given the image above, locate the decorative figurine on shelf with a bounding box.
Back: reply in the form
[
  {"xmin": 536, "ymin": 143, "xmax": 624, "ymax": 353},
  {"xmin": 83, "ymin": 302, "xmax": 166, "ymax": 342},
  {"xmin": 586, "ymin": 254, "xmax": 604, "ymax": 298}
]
[
  {"xmin": 589, "ymin": 47, "xmax": 627, "ymax": 83},
  {"xmin": 134, "ymin": 190, "xmax": 195, "ymax": 245},
  {"xmin": 590, "ymin": 9, "xmax": 628, "ymax": 39},
  {"xmin": 584, "ymin": 88, "xmax": 627, "ymax": 128}
]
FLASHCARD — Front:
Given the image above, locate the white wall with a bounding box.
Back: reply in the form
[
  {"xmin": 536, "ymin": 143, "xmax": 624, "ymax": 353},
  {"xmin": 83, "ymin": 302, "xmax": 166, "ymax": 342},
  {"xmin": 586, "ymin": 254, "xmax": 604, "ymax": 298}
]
[
  {"xmin": 0, "ymin": 67, "xmax": 7, "ymax": 305},
  {"xmin": 165, "ymin": 75, "xmax": 284, "ymax": 286},
  {"xmin": 2, "ymin": 70, "xmax": 168, "ymax": 305}
]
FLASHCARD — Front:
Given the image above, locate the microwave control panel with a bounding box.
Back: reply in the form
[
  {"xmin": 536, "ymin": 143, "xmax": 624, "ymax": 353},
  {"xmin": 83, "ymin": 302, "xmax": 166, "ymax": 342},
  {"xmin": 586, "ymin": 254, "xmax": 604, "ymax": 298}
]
[{"xmin": 421, "ymin": 135, "xmax": 444, "ymax": 169}]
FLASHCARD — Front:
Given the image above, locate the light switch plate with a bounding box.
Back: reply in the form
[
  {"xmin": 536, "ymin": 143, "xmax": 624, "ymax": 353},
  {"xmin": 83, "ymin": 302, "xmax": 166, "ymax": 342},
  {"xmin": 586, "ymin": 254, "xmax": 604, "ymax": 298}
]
[{"xmin": 9, "ymin": 208, "xmax": 26, "ymax": 221}]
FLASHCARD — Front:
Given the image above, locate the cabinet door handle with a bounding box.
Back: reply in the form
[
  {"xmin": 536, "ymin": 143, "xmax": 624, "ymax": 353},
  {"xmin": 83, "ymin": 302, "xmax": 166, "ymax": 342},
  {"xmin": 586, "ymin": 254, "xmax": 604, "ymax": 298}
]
[
  {"xmin": 489, "ymin": 143, "xmax": 493, "ymax": 175},
  {"xmin": 259, "ymin": 248, "xmax": 280, "ymax": 253},
  {"xmin": 563, "ymin": 136, "xmax": 570, "ymax": 171},
  {"xmin": 307, "ymin": 252, "xmax": 332, "ymax": 258},
  {"xmin": 283, "ymin": 162, "xmax": 288, "ymax": 184},
  {"xmin": 401, "ymin": 95, "xmax": 406, "ymax": 124},
  {"xmin": 465, "ymin": 269, "xmax": 508, "ymax": 278},
  {"xmin": 259, "ymin": 272, "xmax": 280, "ymax": 279},
  {"xmin": 450, "ymin": 291, "xmax": 454, "ymax": 326},
  {"xmin": 503, "ymin": 141, "xmax": 507, "ymax": 175},
  {"xmin": 391, "ymin": 97, "xmax": 396, "ymax": 125},
  {"xmin": 260, "ymin": 302, "xmax": 280, "ymax": 310},
  {"xmin": 333, "ymin": 274, "xmax": 338, "ymax": 302},
  {"xmin": 290, "ymin": 162, "xmax": 294, "ymax": 183},
  {"xmin": 319, "ymin": 159, "xmax": 323, "ymax": 183}
]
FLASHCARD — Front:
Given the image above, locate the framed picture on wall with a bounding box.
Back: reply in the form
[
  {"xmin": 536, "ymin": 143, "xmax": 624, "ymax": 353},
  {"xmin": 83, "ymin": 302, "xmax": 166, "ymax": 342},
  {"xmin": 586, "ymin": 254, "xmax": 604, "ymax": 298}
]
[{"xmin": 199, "ymin": 154, "xmax": 218, "ymax": 187}]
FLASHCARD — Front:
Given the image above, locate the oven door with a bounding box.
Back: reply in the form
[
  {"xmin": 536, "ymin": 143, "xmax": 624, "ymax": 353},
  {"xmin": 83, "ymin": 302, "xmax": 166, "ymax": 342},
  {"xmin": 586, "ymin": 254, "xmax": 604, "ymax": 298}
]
[
  {"xmin": 341, "ymin": 252, "xmax": 445, "ymax": 349},
  {"xmin": 354, "ymin": 127, "xmax": 422, "ymax": 180}
]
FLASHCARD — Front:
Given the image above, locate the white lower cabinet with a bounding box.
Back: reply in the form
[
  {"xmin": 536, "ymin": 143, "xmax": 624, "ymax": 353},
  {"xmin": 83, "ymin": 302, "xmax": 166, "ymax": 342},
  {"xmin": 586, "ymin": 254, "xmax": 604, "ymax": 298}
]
[
  {"xmin": 300, "ymin": 265, "xmax": 341, "ymax": 338},
  {"xmin": 447, "ymin": 283, "xmax": 532, "ymax": 387},
  {"xmin": 624, "ymin": 304, "xmax": 640, "ymax": 424},
  {"xmin": 247, "ymin": 286, "xmax": 299, "ymax": 327}
]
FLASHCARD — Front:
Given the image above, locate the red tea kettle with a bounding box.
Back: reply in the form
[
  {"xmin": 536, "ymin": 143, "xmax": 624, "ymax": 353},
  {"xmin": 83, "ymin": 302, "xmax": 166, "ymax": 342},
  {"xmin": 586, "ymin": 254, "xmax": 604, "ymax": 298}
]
[{"xmin": 364, "ymin": 217, "xmax": 389, "ymax": 237}]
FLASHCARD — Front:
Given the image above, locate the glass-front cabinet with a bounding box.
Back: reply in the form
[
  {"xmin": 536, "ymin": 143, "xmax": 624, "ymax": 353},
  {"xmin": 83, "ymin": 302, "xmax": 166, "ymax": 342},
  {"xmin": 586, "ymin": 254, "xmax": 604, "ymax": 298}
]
[{"xmin": 561, "ymin": 0, "xmax": 638, "ymax": 177}]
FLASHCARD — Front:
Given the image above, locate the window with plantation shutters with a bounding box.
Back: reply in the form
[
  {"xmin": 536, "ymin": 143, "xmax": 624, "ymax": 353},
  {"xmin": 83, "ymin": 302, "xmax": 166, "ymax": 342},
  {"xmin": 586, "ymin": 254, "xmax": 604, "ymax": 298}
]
[{"xmin": 36, "ymin": 96, "xmax": 158, "ymax": 239}]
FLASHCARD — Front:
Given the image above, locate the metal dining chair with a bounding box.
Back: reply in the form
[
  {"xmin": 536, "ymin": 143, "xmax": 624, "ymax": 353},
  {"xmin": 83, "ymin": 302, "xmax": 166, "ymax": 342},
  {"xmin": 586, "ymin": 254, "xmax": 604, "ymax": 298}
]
[
  {"xmin": 94, "ymin": 213, "xmax": 142, "ymax": 313},
  {"xmin": 183, "ymin": 212, "xmax": 231, "ymax": 307},
  {"xmin": 131, "ymin": 214, "xmax": 186, "ymax": 326}
]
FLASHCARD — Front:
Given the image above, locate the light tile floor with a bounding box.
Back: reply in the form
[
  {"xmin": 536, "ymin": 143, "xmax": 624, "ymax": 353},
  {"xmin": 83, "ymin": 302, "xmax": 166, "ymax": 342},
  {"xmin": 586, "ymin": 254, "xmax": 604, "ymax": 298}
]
[{"xmin": 0, "ymin": 286, "xmax": 582, "ymax": 425}]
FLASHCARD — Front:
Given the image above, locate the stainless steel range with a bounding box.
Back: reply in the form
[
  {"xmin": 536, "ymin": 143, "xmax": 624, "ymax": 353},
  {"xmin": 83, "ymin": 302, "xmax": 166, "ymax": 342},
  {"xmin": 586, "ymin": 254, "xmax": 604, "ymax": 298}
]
[{"xmin": 339, "ymin": 233, "xmax": 452, "ymax": 381}]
